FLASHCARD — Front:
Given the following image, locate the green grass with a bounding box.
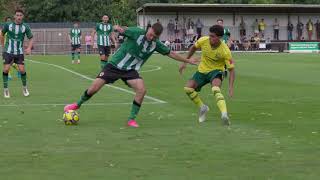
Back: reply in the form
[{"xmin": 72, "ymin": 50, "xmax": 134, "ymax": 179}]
[{"xmin": 0, "ymin": 53, "xmax": 320, "ymax": 180}]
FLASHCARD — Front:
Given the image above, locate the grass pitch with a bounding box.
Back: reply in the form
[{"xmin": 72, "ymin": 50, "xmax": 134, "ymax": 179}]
[{"xmin": 0, "ymin": 53, "xmax": 320, "ymax": 180}]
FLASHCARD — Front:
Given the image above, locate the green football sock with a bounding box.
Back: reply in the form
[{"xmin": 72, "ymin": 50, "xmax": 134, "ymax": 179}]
[
  {"xmin": 3, "ymin": 72, "xmax": 8, "ymax": 88},
  {"xmin": 128, "ymin": 100, "xmax": 141, "ymax": 120},
  {"xmin": 21, "ymin": 72, "xmax": 27, "ymax": 86},
  {"xmin": 71, "ymin": 52, "xmax": 75, "ymax": 60},
  {"xmin": 77, "ymin": 52, "xmax": 80, "ymax": 60},
  {"xmin": 77, "ymin": 90, "xmax": 92, "ymax": 107}
]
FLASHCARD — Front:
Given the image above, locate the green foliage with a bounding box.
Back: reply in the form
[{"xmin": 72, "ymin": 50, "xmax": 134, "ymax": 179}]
[{"xmin": 0, "ymin": 0, "xmax": 319, "ymax": 23}]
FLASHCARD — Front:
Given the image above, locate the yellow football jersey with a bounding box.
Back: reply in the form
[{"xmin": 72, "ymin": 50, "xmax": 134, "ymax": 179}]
[{"xmin": 195, "ymin": 36, "xmax": 234, "ymax": 74}]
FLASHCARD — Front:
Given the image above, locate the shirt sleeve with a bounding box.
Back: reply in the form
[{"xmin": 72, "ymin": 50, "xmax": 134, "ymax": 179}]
[
  {"xmin": 109, "ymin": 24, "xmax": 113, "ymax": 32},
  {"xmin": 95, "ymin": 23, "xmax": 99, "ymax": 31},
  {"xmin": 155, "ymin": 39, "xmax": 170, "ymax": 55},
  {"xmin": 123, "ymin": 27, "xmax": 142, "ymax": 39},
  {"xmin": 194, "ymin": 37, "xmax": 206, "ymax": 49},
  {"xmin": 25, "ymin": 25, "xmax": 33, "ymax": 39},
  {"xmin": 224, "ymin": 49, "xmax": 234, "ymax": 69}
]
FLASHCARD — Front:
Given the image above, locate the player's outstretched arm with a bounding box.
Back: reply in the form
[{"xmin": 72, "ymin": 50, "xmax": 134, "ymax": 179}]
[
  {"xmin": 168, "ymin": 51, "xmax": 198, "ymax": 65},
  {"xmin": 228, "ymin": 66, "xmax": 235, "ymax": 98},
  {"xmin": 179, "ymin": 45, "xmax": 198, "ymax": 74},
  {"xmin": 111, "ymin": 32, "xmax": 118, "ymax": 48},
  {"xmin": 113, "ymin": 25, "xmax": 127, "ymax": 34}
]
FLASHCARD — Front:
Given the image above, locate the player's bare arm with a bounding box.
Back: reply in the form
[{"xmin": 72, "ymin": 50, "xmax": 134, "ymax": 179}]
[
  {"xmin": 168, "ymin": 51, "xmax": 198, "ymax": 65},
  {"xmin": 228, "ymin": 59, "xmax": 235, "ymax": 98},
  {"xmin": 113, "ymin": 25, "xmax": 127, "ymax": 34},
  {"xmin": 179, "ymin": 44, "xmax": 199, "ymax": 74},
  {"xmin": 68, "ymin": 34, "xmax": 72, "ymax": 44},
  {"xmin": 25, "ymin": 38, "xmax": 33, "ymax": 55},
  {"xmin": 110, "ymin": 31, "xmax": 118, "ymax": 48}
]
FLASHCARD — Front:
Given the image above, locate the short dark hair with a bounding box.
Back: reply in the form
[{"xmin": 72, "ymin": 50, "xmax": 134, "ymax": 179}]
[
  {"xmin": 151, "ymin": 23, "xmax": 163, "ymax": 36},
  {"xmin": 209, "ymin": 25, "xmax": 224, "ymax": 37},
  {"xmin": 15, "ymin": 9, "xmax": 24, "ymax": 15},
  {"xmin": 217, "ymin": 18, "xmax": 223, "ymax": 22}
]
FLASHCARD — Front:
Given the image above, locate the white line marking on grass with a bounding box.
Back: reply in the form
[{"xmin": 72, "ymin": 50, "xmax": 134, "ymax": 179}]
[
  {"xmin": 27, "ymin": 59, "xmax": 167, "ymax": 104},
  {"xmin": 139, "ymin": 65, "xmax": 161, "ymax": 73},
  {"xmin": 0, "ymin": 102, "xmax": 162, "ymax": 107}
]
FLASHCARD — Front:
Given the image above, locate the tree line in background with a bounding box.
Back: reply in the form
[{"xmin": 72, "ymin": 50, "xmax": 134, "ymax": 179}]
[{"xmin": 0, "ymin": 0, "xmax": 319, "ymax": 25}]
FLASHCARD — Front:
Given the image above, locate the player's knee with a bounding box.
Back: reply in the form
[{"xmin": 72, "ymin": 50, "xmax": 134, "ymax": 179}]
[{"xmin": 138, "ymin": 87, "xmax": 147, "ymax": 96}]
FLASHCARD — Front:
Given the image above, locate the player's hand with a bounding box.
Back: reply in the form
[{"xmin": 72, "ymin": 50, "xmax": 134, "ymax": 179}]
[
  {"xmin": 179, "ymin": 63, "xmax": 187, "ymax": 75},
  {"xmin": 25, "ymin": 48, "xmax": 31, "ymax": 55},
  {"xmin": 187, "ymin": 57, "xmax": 199, "ymax": 65}
]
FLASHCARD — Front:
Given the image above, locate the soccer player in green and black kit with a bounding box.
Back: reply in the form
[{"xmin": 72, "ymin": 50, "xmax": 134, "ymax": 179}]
[
  {"xmin": 69, "ymin": 21, "xmax": 81, "ymax": 64},
  {"xmin": 0, "ymin": 9, "xmax": 33, "ymax": 98},
  {"xmin": 217, "ymin": 18, "xmax": 231, "ymax": 77},
  {"xmin": 216, "ymin": 19, "xmax": 231, "ymax": 46},
  {"xmin": 64, "ymin": 23, "xmax": 198, "ymax": 127},
  {"xmin": 92, "ymin": 15, "xmax": 117, "ymax": 69}
]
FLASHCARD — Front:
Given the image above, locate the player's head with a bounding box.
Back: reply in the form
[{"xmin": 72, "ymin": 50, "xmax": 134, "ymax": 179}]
[
  {"xmin": 73, "ymin": 21, "xmax": 79, "ymax": 28},
  {"xmin": 209, "ymin": 25, "xmax": 224, "ymax": 46},
  {"xmin": 216, "ymin": 18, "xmax": 223, "ymax": 26},
  {"xmin": 14, "ymin": 9, "xmax": 24, "ymax": 24},
  {"xmin": 4, "ymin": 16, "xmax": 12, "ymax": 23},
  {"xmin": 146, "ymin": 23, "xmax": 163, "ymax": 41},
  {"xmin": 102, "ymin": 15, "xmax": 109, "ymax": 23}
]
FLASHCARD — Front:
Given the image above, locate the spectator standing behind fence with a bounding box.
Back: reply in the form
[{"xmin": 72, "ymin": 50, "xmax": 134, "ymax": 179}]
[
  {"xmin": 273, "ymin": 18, "xmax": 280, "ymax": 40},
  {"xmin": 252, "ymin": 19, "xmax": 259, "ymax": 35},
  {"xmin": 287, "ymin": 21, "xmax": 294, "ymax": 40},
  {"xmin": 306, "ymin": 19, "xmax": 313, "ymax": 40},
  {"xmin": 167, "ymin": 19, "xmax": 175, "ymax": 41},
  {"xmin": 182, "ymin": 17, "xmax": 187, "ymax": 41},
  {"xmin": 85, "ymin": 33, "xmax": 92, "ymax": 54},
  {"xmin": 258, "ymin": 18, "xmax": 266, "ymax": 38},
  {"xmin": 315, "ymin": 20, "xmax": 320, "ymax": 40},
  {"xmin": 195, "ymin": 18, "xmax": 204, "ymax": 37},
  {"xmin": 174, "ymin": 18, "xmax": 180, "ymax": 39},
  {"xmin": 186, "ymin": 18, "xmax": 195, "ymax": 42},
  {"xmin": 239, "ymin": 16, "xmax": 246, "ymax": 37},
  {"xmin": 297, "ymin": 19, "xmax": 304, "ymax": 40}
]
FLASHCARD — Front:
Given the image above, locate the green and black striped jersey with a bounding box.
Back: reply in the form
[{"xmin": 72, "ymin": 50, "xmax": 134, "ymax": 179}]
[
  {"xmin": 96, "ymin": 22, "xmax": 113, "ymax": 46},
  {"xmin": 109, "ymin": 27, "xmax": 170, "ymax": 71},
  {"xmin": 2, "ymin": 22, "xmax": 33, "ymax": 55},
  {"xmin": 70, "ymin": 28, "xmax": 81, "ymax": 45}
]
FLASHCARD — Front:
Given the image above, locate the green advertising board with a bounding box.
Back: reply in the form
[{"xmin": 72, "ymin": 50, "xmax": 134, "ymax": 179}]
[{"xmin": 289, "ymin": 42, "xmax": 320, "ymax": 53}]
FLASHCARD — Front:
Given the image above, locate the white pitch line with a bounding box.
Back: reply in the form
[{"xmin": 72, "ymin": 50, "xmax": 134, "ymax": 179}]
[
  {"xmin": 27, "ymin": 59, "xmax": 167, "ymax": 104},
  {"xmin": 0, "ymin": 102, "xmax": 162, "ymax": 107},
  {"xmin": 139, "ymin": 65, "xmax": 161, "ymax": 73}
]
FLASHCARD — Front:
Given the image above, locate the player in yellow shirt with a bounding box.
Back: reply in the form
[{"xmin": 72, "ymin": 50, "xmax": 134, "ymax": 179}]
[{"xmin": 179, "ymin": 25, "xmax": 235, "ymax": 125}]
